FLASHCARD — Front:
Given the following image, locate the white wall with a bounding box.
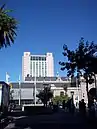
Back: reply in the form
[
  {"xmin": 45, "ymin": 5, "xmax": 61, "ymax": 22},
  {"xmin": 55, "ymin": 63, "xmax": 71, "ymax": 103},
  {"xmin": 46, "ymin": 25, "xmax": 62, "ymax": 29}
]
[
  {"xmin": 22, "ymin": 52, "xmax": 31, "ymax": 81},
  {"xmin": 80, "ymin": 81, "xmax": 95, "ymax": 104},
  {"xmin": 46, "ymin": 53, "xmax": 54, "ymax": 77},
  {"xmin": 12, "ymin": 88, "xmax": 34, "ymax": 100},
  {"xmin": 53, "ymin": 87, "xmax": 81, "ymax": 105}
]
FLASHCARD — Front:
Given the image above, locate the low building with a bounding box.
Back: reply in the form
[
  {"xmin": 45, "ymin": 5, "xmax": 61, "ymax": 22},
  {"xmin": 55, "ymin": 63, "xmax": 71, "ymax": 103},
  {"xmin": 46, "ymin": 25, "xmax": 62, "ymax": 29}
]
[{"xmin": 10, "ymin": 76, "xmax": 95, "ymax": 106}]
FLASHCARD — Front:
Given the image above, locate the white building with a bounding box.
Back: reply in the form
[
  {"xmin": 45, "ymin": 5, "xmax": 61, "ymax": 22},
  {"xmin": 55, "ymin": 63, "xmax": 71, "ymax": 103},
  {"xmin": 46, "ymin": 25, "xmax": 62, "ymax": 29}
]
[
  {"xmin": 22, "ymin": 52, "xmax": 54, "ymax": 81},
  {"xmin": 10, "ymin": 76, "xmax": 96, "ymax": 107}
]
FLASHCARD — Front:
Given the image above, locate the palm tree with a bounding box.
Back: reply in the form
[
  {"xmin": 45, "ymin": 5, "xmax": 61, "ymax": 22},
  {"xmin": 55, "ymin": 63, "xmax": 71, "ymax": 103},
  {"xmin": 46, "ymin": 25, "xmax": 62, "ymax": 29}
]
[{"xmin": 0, "ymin": 4, "xmax": 17, "ymax": 48}]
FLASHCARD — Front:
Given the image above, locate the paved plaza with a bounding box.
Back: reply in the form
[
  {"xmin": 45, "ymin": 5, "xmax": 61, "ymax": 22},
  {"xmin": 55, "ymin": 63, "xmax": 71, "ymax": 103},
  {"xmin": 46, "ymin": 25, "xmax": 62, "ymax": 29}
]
[{"xmin": 2, "ymin": 109, "xmax": 97, "ymax": 129}]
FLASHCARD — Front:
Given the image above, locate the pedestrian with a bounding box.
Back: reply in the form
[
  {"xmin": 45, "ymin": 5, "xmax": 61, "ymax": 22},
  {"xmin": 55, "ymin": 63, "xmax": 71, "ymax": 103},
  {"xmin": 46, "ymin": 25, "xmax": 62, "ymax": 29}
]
[
  {"xmin": 79, "ymin": 99, "xmax": 86, "ymax": 117},
  {"xmin": 62, "ymin": 100, "xmax": 65, "ymax": 110}
]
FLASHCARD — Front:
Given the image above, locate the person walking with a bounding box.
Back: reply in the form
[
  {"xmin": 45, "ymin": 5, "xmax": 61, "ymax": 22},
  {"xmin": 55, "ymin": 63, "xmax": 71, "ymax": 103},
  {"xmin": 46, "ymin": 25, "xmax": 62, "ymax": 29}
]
[{"xmin": 79, "ymin": 99, "xmax": 86, "ymax": 117}]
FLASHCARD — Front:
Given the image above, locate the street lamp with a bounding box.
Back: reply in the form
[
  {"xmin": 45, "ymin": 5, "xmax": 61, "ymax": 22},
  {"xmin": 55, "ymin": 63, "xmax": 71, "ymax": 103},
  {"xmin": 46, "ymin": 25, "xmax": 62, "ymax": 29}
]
[
  {"xmin": 18, "ymin": 75, "xmax": 21, "ymax": 106},
  {"xmin": 34, "ymin": 75, "xmax": 36, "ymax": 105},
  {"xmin": 71, "ymin": 91, "xmax": 74, "ymax": 97},
  {"xmin": 71, "ymin": 91, "xmax": 74, "ymax": 103},
  {"xmin": 76, "ymin": 73, "xmax": 81, "ymax": 103}
]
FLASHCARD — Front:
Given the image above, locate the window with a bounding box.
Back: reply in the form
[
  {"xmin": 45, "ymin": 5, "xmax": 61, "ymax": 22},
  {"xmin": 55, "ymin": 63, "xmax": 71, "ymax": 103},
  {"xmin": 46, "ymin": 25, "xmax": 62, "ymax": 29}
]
[
  {"xmin": 30, "ymin": 61, "xmax": 32, "ymax": 75},
  {"xmin": 45, "ymin": 62, "xmax": 47, "ymax": 76},
  {"xmin": 30, "ymin": 56, "xmax": 32, "ymax": 60},
  {"xmin": 33, "ymin": 62, "xmax": 35, "ymax": 76},
  {"xmin": 36, "ymin": 62, "xmax": 38, "ymax": 76},
  {"xmin": 70, "ymin": 91, "xmax": 74, "ymax": 96},
  {"xmin": 42, "ymin": 62, "xmax": 44, "ymax": 69},
  {"xmin": 83, "ymin": 93, "xmax": 85, "ymax": 97},
  {"xmin": 33, "ymin": 57, "xmax": 36, "ymax": 60},
  {"xmin": 31, "ymin": 56, "xmax": 36, "ymax": 61},
  {"xmin": 42, "ymin": 57, "xmax": 46, "ymax": 61},
  {"xmin": 42, "ymin": 62, "xmax": 44, "ymax": 76},
  {"xmin": 39, "ymin": 57, "xmax": 42, "ymax": 60},
  {"xmin": 31, "ymin": 56, "xmax": 46, "ymax": 61},
  {"xmin": 36, "ymin": 57, "xmax": 39, "ymax": 60},
  {"xmin": 31, "ymin": 56, "xmax": 36, "ymax": 60},
  {"xmin": 60, "ymin": 91, "xmax": 64, "ymax": 96},
  {"xmin": 36, "ymin": 62, "xmax": 38, "ymax": 66},
  {"xmin": 27, "ymin": 74, "xmax": 29, "ymax": 77},
  {"xmin": 39, "ymin": 62, "xmax": 41, "ymax": 76},
  {"xmin": 45, "ymin": 70, "xmax": 47, "ymax": 76},
  {"xmin": 30, "ymin": 61, "xmax": 32, "ymax": 69}
]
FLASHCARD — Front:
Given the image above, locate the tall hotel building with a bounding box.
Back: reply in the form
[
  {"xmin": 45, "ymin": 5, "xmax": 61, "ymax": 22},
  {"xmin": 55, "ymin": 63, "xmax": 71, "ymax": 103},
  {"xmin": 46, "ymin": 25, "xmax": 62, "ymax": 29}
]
[{"xmin": 22, "ymin": 52, "xmax": 54, "ymax": 81}]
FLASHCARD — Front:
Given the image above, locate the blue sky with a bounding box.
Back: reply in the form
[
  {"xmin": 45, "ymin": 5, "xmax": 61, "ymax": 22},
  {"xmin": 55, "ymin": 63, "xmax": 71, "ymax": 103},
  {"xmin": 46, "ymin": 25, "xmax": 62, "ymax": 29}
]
[{"xmin": 0, "ymin": 0, "xmax": 97, "ymax": 82}]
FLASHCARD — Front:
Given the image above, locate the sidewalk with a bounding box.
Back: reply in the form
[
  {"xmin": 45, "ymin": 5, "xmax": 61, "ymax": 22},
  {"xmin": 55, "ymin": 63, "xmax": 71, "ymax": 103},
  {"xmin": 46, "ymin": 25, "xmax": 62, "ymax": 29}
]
[{"xmin": 3, "ymin": 109, "xmax": 97, "ymax": 129}]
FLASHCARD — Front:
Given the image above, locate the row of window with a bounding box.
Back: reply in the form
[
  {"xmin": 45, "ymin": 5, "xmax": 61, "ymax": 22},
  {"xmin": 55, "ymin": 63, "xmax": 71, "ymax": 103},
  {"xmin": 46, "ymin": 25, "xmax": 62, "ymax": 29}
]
[
  {"xmin": 11, "ymin": 100, "xmax": 42, "ymax": 105},
  {"xmin": 30, "ymin": 62, "xmax": 46, "ymax": 68},
  {"xmin": 30, "ymin": 56, "xmax": 46, "ymax": 61},
  {"xmin": 30, "ymin": 61, "xmax": 47, "ymax": 76}
]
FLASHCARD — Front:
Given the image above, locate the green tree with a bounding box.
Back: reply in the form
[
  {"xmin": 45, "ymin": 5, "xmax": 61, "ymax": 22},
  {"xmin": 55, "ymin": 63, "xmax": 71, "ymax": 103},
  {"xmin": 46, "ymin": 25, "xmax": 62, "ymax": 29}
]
[
  {"xmin": 0, "ymin": 4, "xmax": 17, "ymax": 48},
  {"xmin": 52, "ymin": 94, "xmax": 69, "ymax": 105},
  {"xmin": 37, "ymin": 87, "xmax": 53, "ymax": 107},
  {"xmin": 52, "ymin": 96, "xmax": 60, "ymax": 105},
  {"xmin": 59, "ymin": 38, "xmax": 97, "ymax": 106}
]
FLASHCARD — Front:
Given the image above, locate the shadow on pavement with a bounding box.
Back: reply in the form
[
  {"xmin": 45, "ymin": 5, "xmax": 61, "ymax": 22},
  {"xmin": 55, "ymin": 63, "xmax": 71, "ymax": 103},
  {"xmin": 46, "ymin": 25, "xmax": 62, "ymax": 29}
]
[
  {"xmin": 6, "ymin": 111, "xmax": 97, "ymax": 129},
  {"xmin": 3, "ymin": 107, "xmax": 97, "ymax": 129}
]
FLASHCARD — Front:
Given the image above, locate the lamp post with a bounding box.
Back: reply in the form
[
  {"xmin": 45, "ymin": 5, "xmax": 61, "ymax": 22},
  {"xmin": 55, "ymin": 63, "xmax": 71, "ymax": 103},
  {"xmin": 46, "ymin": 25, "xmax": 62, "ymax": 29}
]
[
  {"xmin": 71, "ymin": 91, "xmax": 74, "ymax": 104},
  {"xmin": 76, "ymin": 73, "xmax": 81, "ymax": 102},
  {"xmin": 71, "ymin": 92, "xmax": 74, "ymax": 98},
  {"xmin": 19, "ymin": 75, "xmax": 21, "ymax": 106},
  {"xmin": 34, "ymin": 75, "xmax": 36, "ymax": 105},
  {"xmin": 70, "ymin": 91, "xmax": 74, "ymax": 113},
  {"xmin": 43, "ymin": 77, "xmax": 50, "ymax": 107}
]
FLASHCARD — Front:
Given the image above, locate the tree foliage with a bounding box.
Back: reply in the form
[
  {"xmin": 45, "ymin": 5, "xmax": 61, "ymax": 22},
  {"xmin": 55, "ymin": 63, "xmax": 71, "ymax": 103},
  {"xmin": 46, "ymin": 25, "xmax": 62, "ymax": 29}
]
[
  {"xmin": 52, "ymin": 94, "xmax": 69, "ymax": 105},
  {"xmin": 37, "ymin": 87, "xmax": 53, "ymax": 107},
  {"xmin": 59, "ymin": 38, "xmax": 97, "ymax": 93},
  {"xmin": 0, "ymin": 4, "xmax": 18, "ymax": 48}
]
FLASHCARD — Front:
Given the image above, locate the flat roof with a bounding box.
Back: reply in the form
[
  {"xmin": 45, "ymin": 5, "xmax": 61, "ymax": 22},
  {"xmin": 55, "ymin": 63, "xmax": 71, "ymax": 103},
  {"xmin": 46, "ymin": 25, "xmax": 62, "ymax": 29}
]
[{"xmin": 10, "ymin": 82, "xmax": 76, "ymax": 89}]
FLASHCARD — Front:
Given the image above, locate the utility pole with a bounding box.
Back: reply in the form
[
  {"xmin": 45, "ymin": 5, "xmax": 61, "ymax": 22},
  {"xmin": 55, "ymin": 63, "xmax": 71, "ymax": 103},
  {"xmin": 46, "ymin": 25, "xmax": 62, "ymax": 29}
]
[
  {"xmin": 19, "ymin": 75, "xmax": 21, "ymax": 106},
  {"xmin": 34, "ymin": 74, "xmax": 36, "ymax": 105}
]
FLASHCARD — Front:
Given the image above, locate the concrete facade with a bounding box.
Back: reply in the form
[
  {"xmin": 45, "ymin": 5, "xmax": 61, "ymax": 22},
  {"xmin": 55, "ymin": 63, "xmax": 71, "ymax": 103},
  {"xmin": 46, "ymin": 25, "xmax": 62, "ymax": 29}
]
[
  {"xmin": 22, "ymin": 52, "xmax": 54, "ymax": 81},
  {"xmin": 10, "ymin": 76, "xmax": 96, "ymax": 106}
]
